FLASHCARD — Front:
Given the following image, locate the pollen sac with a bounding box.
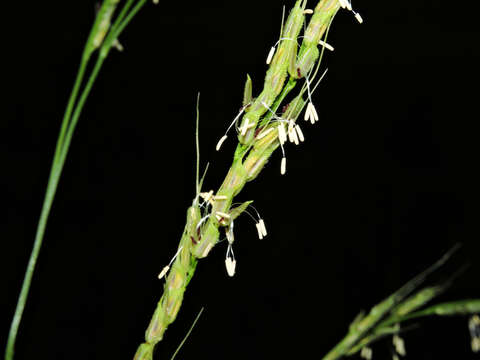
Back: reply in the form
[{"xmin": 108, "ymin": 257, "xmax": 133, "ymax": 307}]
[
  {"xmin": 225, "ymin": 257, "xmax": 236, "ymax": 277},
  {"xmin": 392, "ymin": 334, "xmax": 406, "ymax": 356},
  {"xmin": 470, "ymin": 315, "xmax": 480, "ymax": 352},
  {"xmin": 360, "ymin": 346, "xmax": 372, "ymax": 360}
]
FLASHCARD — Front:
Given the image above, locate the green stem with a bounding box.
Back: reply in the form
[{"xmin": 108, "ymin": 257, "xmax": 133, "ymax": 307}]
[
  {"xmin": 4, "ymin": 54, "xmax": 91, "ymax": 360},
  {"xmin": 58, "ymin": 57, "xmax": 105, "ymax": 166},
  {"xmin": 5, "ymin": 0, "xmax": 149, "ymax": 358}
]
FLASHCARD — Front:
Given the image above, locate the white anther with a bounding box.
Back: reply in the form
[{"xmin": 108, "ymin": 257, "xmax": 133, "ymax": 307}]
[
  {"xmin": 257, "ymin": 127, "xmax": 274, "ymax": 139},
  {"xmin": 287, "ymin": 126, "xmax": 295, "ymax": 143},
  {"xmin": 318, "ymin": 40, "xmax": 334, "ymax": 51},
  {"xmin": 240, "ymin": 119, "xmax": 250, "ymax": 136},
  {"xmin": 287, "ymin": 119, "xmax": 295, "ymax": 132},
  {"xmin": 281, "ymin": 157, "xmax": 287, "ymax": 175},
  {"xmin": 472, "ymin": 338, "xmax": 480, "ymax": 352},
  {"xmin": 255, "ymin": 222, "xmax": 264, "ymax": 240},
  {"xmin": 304, "ymin": 103, "xmax": 312, "ymax": 121},
  {"xmin": 213, "ymin": 195, "xmax": 228, "ymax": 200},
  {"xmin": 289, "ymin": 126, "xmax": 299, "ymax": 145},
  {"xmin": 470, "ymin": 315, "xmax": 480, "ymax": 331},
  {"xmin": 225, "ymin": 256, "xmax": 236, "ymax": 277},
  {"xmin": 259, "ymin": 219, "xmax": 267, "ymax": 236},
  {"xmin": 202, "ymin": 243, "xmax": 213, "ymax": 257},
  {"xmin": 295, "ymin": 125, "xmax": 305, "ymax": 142},
  {"xmin": 305, "ymin": 102, "xmax": 319, "ymax": 123},
  {"xmin": 216, "ymin": 135, "xmax": 228, "ymax": 151},
  {"xmin": 217, "ymin": 107, "xmax": 247, "ymax": 149},
  {"xmin": 392, "ymin": 335, "xmax": 406, "ymax": 356},
  {"xmin": 266, "ymin": 46, "xmax": 276, "ymax": 65},
  {"xmin": 216, "ymin": 211, "xmax": 231, "ymax": 219},
  {"xmin": 200, "ymin": 190, "xmax": 214, "ymax": 204},
  {"xmin": 304, "ymin": 9, "xmax": 314, "ymax": 14},
  {"xmin": 360, "ymin": 346, "xmax": 372, "ymax": 360},
  {"xmin": 158, "ymin": 265, "xmax": 170, "ymax": 279},
  {"xmin": 158, "ymin": 245, "xmax": 184, "ymax": 279},
  {"xmin": 354, "ymin": 12, "xmax": 363, "ymax": 24},
  {"xmin": 278, "ymin": 123, "xmax": 287, "ymax": 145}
]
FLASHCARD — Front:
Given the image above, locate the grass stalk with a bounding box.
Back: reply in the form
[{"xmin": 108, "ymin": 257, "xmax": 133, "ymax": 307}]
[
  {"xmin": 133, "ymin": 1, "xmax": 342, "ymax": 359},
  {"xmin": 4, "ymin": 1, "xmax": 149, "ymax": 359}
]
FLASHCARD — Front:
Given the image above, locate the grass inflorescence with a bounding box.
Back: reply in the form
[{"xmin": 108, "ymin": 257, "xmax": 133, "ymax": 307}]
[{"xmin": 5, "ymin": 1, "xmax": 479, "ymax": 360}]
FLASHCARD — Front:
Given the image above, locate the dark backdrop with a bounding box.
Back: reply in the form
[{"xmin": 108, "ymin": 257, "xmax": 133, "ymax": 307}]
[{"xmin": 2, "ymin": 1, "xmax": 480, "ymax": 359}]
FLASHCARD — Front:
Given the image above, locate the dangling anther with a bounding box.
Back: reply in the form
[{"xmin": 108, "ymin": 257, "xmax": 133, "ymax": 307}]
[
  {"xmin": 303, "ymin": 9, "xmax": 314, "ymax": 14},
  {"xmin": 266, "ymin": 47, "xmax": 276, "ymax": 65},
  {"xmin": 158, "ymin": 246, "xmax": 184, "ymax": 279},
  {"xmin": 225, "ymin": 244, "xmax": 236, "ymax": 277},
  {"xmin": 216, "ymin": 106, "xmax": 247, "ymax": 151},
  {"xmin": 225, "ymin": 257, "xmax": 236, "ymax": 277},
  {"xmin": 392, "ymin": 334, "xmax": 406, "ymax": 356},
  {"xmin": 281, "ymin": 157, "xmax": 287, "ymax": 175},
  {"xmin": 288, "ymin": 126, "xmax": 299, "ymax": 145},
  {"xmin": 295, "ymin": 124, "xmax": 305, "ymax": 142},
  {"xmin": 318, "ymin": 40, "xmax": 334, "ymax": 51},
  {"xmin": 305, "ymin": 102, "xmax": 319, "ymax": 123},
  {"xmin": 354, "ymin": 12, "xmax": 363, "ymax": 24},
  {"xmin": 469, "ymin": 315, "xmax": 480, "ymax": 352},
  {"xmin": 216, "ymin": 135, "xmax": 228, "ymax": 151},
  {"xmin": 259, "ymin": 219, "xmax": 267, "ymax": 237},
  {"xmin": 303, "ymin": 70, "xmax": 319, "ymax": 124},
  {"xmin": 278, "ymin": 122, "xmax": 287, "ymax": 145},
  {"xmin": 255, "ymin": 222, "xmax": 264, "ymax": 240},
  {"xmin": 360, "ymin": 346, "xmax": 372, "ymax": 360},
  {"xmin": 266, "ymin": 37, "xmax": 296, "ymax": 66},
  {"xmin": 158, "ymin": 265, "xmax": 170, "ymax": 280}
]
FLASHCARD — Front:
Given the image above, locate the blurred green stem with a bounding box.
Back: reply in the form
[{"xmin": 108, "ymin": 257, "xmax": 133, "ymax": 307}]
[{"xmin": 4, "ymin": 1, "xmax": 148, "ymax": 359}]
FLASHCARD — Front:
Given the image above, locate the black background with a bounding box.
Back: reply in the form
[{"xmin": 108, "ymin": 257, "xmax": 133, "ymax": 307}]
[{"xmin": 2, "ymin": 1, "xmax": 480, "ymax": 359}]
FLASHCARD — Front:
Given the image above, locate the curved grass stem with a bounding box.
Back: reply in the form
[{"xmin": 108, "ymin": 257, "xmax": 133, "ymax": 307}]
[{"xmin": 4, "ymin": 1, "xmax": 149, "ymax": 359}]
